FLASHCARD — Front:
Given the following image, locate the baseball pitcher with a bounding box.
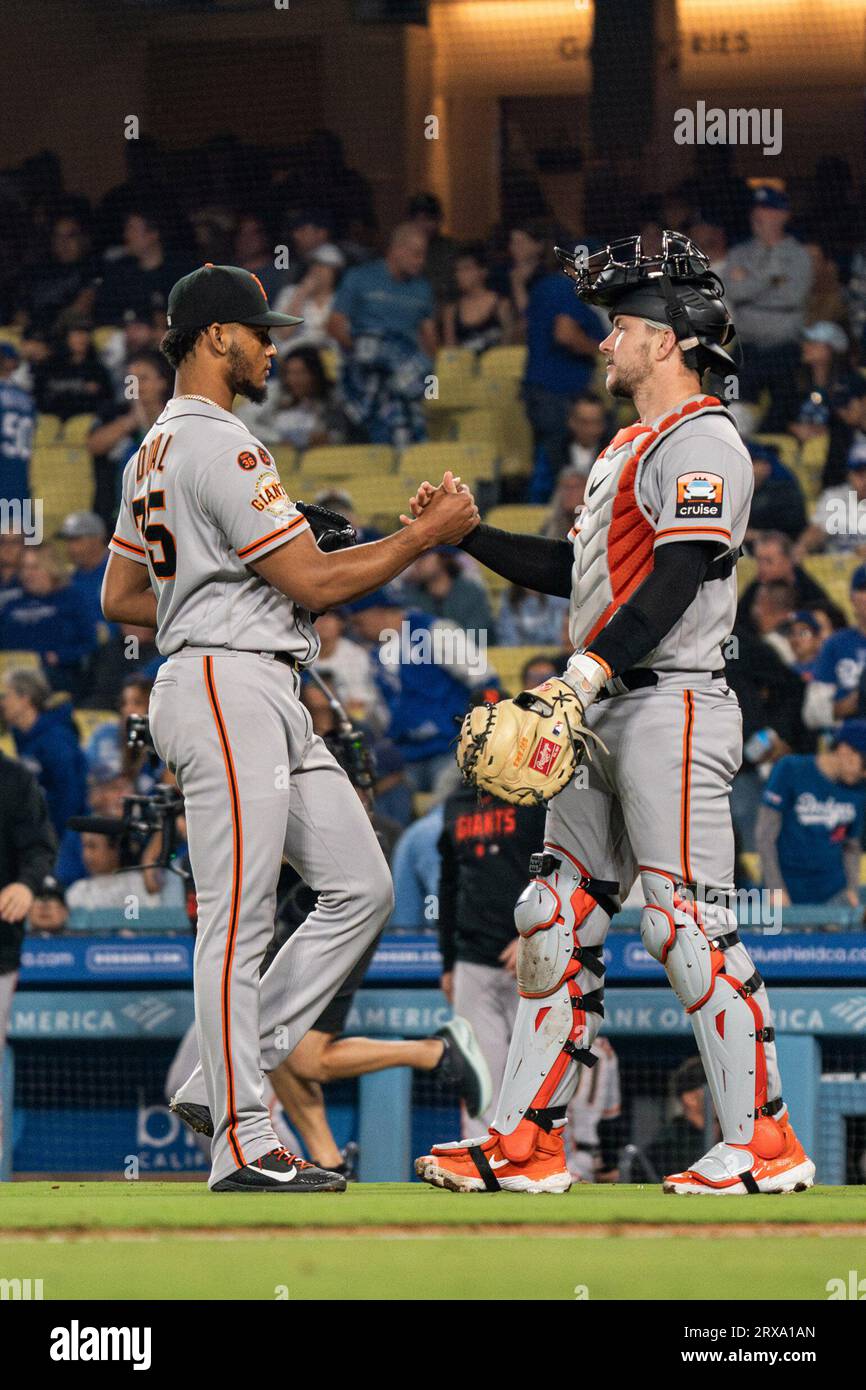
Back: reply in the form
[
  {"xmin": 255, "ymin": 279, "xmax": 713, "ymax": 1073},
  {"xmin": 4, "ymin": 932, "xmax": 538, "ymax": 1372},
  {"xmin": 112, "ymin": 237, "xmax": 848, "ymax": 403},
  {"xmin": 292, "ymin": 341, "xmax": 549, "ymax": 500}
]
[{"xmin": 101, "ymin": 263, "xmax": 477, "ymax": 1192}]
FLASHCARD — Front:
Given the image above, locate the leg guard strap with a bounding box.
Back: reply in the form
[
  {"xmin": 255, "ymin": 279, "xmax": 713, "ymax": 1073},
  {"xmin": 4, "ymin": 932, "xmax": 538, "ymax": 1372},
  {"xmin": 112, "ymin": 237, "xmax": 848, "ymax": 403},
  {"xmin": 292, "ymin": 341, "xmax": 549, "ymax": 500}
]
[
  {"xmin": 525, "ymin": 1104, "xmax": 568, "ymax": 1133},
  {"xmin": 467, "ymin": 1143, "xmax": 502, "ymax": 1192},
  {"xmin": 571, "ymin": 986, "xmax": 605, "ymax": 1018}
]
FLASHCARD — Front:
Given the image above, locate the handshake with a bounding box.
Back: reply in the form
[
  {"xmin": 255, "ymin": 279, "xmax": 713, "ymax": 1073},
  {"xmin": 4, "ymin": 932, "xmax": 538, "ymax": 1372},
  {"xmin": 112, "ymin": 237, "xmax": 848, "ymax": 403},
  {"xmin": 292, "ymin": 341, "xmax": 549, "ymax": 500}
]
[{"xmin": 399, "ymin": 470, "xmax": 479, "ymax": 548}]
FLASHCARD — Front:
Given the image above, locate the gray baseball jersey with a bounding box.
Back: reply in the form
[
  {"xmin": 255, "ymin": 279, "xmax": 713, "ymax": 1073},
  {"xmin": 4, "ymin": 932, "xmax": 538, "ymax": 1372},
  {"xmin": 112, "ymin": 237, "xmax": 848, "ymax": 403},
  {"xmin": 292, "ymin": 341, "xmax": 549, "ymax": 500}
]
[
  {"xmin": 109, "ymin": 397, "xmax": 319, "ymax": 661},
  {"xmin": 568, "ymin": 394, "xmax": 753, "ymax": 671},
  {"xmin": 110, "ymin": 394, "xmax": 393, "ymax": 1188},
  {"xmin": 475, "ymin": 396, "xmax": 783, "ymax": 1174}
]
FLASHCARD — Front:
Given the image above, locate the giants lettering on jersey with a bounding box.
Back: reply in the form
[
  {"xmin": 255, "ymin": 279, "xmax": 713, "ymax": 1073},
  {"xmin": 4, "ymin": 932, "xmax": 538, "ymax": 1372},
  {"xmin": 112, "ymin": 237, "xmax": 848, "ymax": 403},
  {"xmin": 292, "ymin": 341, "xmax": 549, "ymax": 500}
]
[
  {"xmin": 455, "ymin": 805, "xmax": 518, "ymax": 841},
  {"xmin": 250, "ymin": 470, "xmax": 292, "ymax": 519}
]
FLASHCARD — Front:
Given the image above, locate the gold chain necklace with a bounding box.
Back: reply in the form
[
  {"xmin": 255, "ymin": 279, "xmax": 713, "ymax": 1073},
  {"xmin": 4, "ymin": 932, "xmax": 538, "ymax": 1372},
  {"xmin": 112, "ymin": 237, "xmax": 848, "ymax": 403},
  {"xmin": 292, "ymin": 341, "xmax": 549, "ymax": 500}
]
[{"xmin": 176, "ymin": 393, "xmax": 224, "ymax": 409}]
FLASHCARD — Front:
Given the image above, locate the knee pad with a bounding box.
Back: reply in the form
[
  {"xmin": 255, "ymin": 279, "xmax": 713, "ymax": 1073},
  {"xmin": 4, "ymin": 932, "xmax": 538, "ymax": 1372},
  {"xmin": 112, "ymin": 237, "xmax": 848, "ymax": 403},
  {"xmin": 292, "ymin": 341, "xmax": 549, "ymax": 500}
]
[
  {"xmin": 491, "ymin": 848, "xmax": 618, "ymax": 1161},
  {"xmin": 640, "ymin": 869, "xmax": 782, "ymax": 1146}
]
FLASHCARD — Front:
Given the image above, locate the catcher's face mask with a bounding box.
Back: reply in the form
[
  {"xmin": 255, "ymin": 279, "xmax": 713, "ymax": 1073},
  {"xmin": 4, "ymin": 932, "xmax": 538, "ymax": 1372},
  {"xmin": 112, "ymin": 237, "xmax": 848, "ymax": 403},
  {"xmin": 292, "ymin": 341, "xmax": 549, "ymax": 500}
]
[{"xmin": 555, "ymin": 229, "xmax": 740, "ymax": 374}]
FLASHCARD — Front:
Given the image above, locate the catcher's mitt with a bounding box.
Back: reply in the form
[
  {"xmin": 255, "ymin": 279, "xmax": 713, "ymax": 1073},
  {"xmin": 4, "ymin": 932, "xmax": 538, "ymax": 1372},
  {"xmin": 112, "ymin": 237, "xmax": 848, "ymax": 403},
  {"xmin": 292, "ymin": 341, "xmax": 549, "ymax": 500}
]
[
  {"xmin": 456, "ymin": 678, "xmax": 606, "ymax": 806},
  {"xmin": 295, "ymin": 500, "xmax": 357, "ymax": 553}
]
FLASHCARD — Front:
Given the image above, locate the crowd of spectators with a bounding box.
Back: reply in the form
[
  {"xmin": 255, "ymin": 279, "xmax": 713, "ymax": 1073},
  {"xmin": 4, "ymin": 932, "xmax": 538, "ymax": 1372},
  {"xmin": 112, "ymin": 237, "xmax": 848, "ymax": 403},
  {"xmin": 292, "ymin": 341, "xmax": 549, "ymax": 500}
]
[{"xmin": 0, "ymin": 139, "xmax": 865, "ymax": 929}]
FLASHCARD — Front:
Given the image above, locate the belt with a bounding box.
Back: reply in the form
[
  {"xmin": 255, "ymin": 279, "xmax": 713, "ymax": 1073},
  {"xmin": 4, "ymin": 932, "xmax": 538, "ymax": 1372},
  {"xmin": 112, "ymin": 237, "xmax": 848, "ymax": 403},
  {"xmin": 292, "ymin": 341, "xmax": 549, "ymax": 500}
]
[
  {"xmin": 269, "ymin": 651, "xmax": 300, "ymax": 672},
  {"xmin": 595, "ymin": 667, "xmax": 725, "ymax": 701}
]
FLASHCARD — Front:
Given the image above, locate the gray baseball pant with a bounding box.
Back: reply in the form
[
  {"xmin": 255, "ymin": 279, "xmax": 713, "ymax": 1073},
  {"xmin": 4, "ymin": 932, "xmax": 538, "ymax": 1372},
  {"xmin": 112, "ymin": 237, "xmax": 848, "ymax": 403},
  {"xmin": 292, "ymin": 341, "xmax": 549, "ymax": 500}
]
[{"xmin": 149, "ymin": 648, "xmax": 393, "ymax": 1188}]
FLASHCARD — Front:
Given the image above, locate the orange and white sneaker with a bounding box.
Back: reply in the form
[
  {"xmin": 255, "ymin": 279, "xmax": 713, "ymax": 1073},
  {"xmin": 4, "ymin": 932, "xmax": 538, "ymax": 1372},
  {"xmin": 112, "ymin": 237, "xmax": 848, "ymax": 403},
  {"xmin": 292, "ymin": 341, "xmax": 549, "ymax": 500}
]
[
  {"xmin": 663, "ymin": 1115, "xmax": 816, "ymax": 1195},
  {"xmin": 415, "ymin": 1128, "xmax": 572, "ymax": 1194}
]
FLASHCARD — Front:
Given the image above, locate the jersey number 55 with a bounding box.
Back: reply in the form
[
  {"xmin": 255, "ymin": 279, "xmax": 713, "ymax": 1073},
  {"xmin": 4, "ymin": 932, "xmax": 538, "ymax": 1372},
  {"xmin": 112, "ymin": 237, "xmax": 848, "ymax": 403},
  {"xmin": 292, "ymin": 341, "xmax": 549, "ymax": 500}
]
[{"xmin": 132, "ymin": 490, "xmax": 177, "ymax": 579}]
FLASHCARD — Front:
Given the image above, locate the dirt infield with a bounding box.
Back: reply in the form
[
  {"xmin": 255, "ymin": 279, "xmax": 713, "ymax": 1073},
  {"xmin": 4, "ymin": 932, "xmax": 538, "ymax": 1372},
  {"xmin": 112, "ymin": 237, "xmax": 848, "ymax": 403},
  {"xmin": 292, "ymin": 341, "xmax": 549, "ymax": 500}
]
[{"xmin": 4, "ymin": 1221, "xmax": 866, "ymax": 1241}]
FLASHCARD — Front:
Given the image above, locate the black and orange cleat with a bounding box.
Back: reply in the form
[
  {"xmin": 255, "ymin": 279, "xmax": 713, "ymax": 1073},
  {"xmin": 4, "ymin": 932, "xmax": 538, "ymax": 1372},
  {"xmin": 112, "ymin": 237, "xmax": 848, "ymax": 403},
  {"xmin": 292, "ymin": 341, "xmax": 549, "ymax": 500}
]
[{"xmin": 211, "ymin": 1147, "xmax": 346, "ymax": 1193}]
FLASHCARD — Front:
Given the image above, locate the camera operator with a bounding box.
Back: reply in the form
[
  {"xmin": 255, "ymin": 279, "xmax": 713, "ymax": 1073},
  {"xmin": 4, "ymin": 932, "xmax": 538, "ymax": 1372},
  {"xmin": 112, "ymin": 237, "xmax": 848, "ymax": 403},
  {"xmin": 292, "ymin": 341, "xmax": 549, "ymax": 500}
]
[{"xmin": 0, "ymin": 747, "xmax": 57, "ymax": 1151}]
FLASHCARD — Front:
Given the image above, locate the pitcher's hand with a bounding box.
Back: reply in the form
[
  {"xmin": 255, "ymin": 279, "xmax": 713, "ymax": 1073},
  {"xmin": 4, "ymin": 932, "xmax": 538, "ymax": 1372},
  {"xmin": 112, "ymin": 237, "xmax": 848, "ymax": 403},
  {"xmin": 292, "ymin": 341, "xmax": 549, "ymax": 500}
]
[
  {"xmin": 400, "ymin": 470, "xmax": 477, "ymax": 528},
  {"xmin": 413, "ymin": 477, "xmax": 479, "ymax": 546}
]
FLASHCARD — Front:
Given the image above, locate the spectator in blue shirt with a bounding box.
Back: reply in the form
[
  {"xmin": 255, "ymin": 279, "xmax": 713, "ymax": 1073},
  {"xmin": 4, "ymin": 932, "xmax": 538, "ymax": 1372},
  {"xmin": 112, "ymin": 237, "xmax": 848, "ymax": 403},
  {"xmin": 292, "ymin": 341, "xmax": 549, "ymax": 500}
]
[
  {"xmin": 0, "ymin": 343, "xmax": 35, "ymax": 508},
  {"xmin": 0, "ymin": 667, "xmax": 88, "ymax": 842},
  {"xmin": 804, "ymin": 564, "xmax": 866, "ymax": 731},
  {"xmin": 0, "ymin": 544, "xmax": 99, "ymax": 697},
  {"xmin": 347, "ymin": 588, "xmax": 491, "ymax": 794},
  {"xmin": 522, "ymin": 256, "xmax": 603, "ymax": 500},
  {"xmin": 329, "ymin": 224, "xmax": 436, "ymax": 446},
  {"xmin": 389, "ymin": 802, "xmax": 445, "ymax": 929},
  {"xmin": 57, "ymin": 510, "xmax": 113, "ymax": 638},
  {"xmin": 756, "ymin": 720, "xmax": 866, "ymax": 907}
]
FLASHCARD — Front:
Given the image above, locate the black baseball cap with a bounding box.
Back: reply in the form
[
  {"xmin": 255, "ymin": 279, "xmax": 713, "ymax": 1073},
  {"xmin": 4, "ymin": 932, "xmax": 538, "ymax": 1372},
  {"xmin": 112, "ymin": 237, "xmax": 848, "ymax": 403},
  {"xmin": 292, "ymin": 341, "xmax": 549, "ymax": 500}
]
[{"xmin": 166, "ymin": 263, "xmax": 302, "ymax": 331}]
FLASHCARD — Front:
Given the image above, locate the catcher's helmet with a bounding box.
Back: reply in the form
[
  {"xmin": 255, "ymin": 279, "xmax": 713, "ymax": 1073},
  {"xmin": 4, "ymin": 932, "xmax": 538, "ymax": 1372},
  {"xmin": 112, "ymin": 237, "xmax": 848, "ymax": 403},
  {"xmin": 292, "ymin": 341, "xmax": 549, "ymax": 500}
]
[{"xmin": 555, "ymin": 229, "xmax": 741, "ymax": 377}]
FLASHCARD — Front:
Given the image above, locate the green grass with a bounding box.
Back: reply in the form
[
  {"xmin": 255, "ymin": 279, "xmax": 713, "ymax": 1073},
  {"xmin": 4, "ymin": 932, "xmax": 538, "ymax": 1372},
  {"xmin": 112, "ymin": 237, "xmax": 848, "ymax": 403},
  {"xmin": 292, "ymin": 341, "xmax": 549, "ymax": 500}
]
[
  {"xmin": 0, "ymin": 1181, "xmax": 863, "ymax": 1231},
  {"xmin": 0, "ymin": 1234, "xmax": 863, "ymax": 1301},
  {"xmin": 0, "ymin": 1183, "xmax": 864, "ymax": 1299}
]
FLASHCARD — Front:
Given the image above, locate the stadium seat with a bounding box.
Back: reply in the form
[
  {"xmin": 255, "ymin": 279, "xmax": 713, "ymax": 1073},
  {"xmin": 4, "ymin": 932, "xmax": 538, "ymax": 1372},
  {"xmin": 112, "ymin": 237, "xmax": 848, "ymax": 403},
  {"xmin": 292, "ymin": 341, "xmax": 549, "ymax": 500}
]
[
  {"xmin": 74, "ymin": 709, "xmax": 119, "ymax": 742},
  {"xmin": 0, "ymin": 732, "xmax": 14, "ymax": 758},
  {"xmin": 34, "ymin": 414, "xmax": 62, "ymax": 447},
  {"xmin": 478, "ymin": 345, "xmax": 527, "ymax": 380},
  {"xmin": 412, "ymin": 791, "xmax": 438, "ymax": 819},
  {"xmin": 486, "ymin": 644, "xmax": 563, "ymax": 696},
  {"xmin": 29, "ymin": 445, "xmax": 95, "ymax": 534},
  {"xmin": 801, "ymin": 552, "xmax": 860, "ymax": 619},
  {"xmin": 0, "ymin": 325, "xmax": 22, "ymax": 348},
  {"xmin": 432, "ymin": 347, "xmax": 485, "ymax": 411},
  {"xmin": 797, "ymin": 434, "xmax": 830, "ymax": 501},
  {"xmin": 304, "ymin": 474, "xmax": 416, "ymax": 529},
  {"xmin": 62, "ymin": 413, "xmax": 96, "ymax": 445},
  {"xmin": 0, "ymin": 649, "xmax": 42, "ymax": 680},
  {"xmin": 267, "ymin": 444, "xmax": 299, "ymax": 473},
  {"xmin": 300, "ymin": 444, "xmax": 396, "ymax": 477},
  {"xmin": 400, "ymin": 440, "xmax": 497, "ymax": 486},
  {"xmin": 452, "ymin": 409, "xmax": 498, "ymax": 452},
  {"xmin": 320, "ymin": 347, "xmax": 340, "ymax": 382},
  {"xmin": 484, "ymin": 503, "xmax": 547, "ymax": 534},
  {"xmin": 752, "ymin": 433, "xmax": 800, "ymax": 471},
  {"xmin": 92, "ymin": 326, "xmax": 117, "ymax": 353}
]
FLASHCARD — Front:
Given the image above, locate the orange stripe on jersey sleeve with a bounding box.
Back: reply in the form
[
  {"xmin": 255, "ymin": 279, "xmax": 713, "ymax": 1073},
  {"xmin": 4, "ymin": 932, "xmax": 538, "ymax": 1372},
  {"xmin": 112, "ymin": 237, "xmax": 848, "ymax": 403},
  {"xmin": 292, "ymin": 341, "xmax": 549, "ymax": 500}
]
[
  {"xmin": 236, "ymin": 514, "xmax": 306, "ymax": 560},
  {"xmin": 655, "ymin": 525, "xmax": 731, "ymax": 544},
  {"xmin": 111, "ymin": 533, "xmax": 146, "ymax": 557}
]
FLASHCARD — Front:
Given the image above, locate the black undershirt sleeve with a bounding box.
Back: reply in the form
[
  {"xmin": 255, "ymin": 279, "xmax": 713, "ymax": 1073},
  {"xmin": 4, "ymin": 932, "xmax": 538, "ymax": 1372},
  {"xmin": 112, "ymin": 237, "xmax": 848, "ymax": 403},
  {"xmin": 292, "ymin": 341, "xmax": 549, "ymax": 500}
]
[
  {"xmin": 460, "ymin": 524, "xmax": 721, "ymax": 677},
  {"xmin": 459, "ymin": 524, "xmax": 573, "ymax": 599},
  {"xmin": 588, "ymin": 540, "xmax": 718, "ymax": 676}
]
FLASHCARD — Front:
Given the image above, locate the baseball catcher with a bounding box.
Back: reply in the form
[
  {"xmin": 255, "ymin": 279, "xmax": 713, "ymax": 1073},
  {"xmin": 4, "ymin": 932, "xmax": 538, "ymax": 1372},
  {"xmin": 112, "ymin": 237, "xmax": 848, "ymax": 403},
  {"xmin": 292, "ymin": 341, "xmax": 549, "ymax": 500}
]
[{"xmin": 411, "ymin": 230, "xmax": 815, "ymax": 1196}]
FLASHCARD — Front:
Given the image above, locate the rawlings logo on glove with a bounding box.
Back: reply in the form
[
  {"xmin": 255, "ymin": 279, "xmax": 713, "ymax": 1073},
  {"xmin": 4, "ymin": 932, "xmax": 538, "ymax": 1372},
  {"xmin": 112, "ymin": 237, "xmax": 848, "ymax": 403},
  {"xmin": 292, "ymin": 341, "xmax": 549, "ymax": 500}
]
[{"xmin": 456, "ymin": 678, "xmax": 607, "ymax": 806}]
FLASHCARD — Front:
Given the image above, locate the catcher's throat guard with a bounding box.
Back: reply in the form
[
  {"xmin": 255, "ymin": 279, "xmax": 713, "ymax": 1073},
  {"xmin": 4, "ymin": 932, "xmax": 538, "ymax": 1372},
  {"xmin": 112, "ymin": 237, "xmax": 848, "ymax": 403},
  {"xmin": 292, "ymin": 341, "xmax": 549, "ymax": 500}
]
[{"xmin": 456, "ymin": 678, "xmax": 606, "ymax": 806}]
